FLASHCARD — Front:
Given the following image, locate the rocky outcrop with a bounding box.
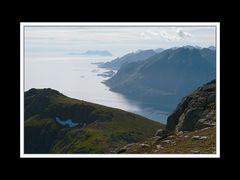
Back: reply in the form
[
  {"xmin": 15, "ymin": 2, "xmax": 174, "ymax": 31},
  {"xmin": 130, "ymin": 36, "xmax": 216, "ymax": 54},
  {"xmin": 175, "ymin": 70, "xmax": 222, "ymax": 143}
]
[
  {"xmin": 166, "ymin": 80, "xmax": 216, "ymax": 132},
  {"xmin": 116, "ymin": 80, "xmax": 216, "ymax": 154},
  {"xmin": 117, "ymin": 127, "xmax": 216, "ymax": 154}
]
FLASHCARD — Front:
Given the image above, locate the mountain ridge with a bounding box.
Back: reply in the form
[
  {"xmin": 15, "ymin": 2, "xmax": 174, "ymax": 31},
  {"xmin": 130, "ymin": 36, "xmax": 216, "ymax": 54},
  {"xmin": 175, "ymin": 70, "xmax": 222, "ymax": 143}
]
[
  {"xmin": 81, "ymin": 50, "xmax": 112, "ymax": 56},
  {"xmin": 99, "ymin": 49, "xmax": 156, "ymax": 70},
  {"xmin": 104, "ymin": 47, "xmax": 216, "ymax": 112}
]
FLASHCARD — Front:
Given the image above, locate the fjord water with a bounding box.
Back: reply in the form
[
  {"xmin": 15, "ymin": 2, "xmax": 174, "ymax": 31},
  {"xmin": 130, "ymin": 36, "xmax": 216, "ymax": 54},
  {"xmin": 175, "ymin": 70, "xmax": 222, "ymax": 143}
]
[{"xmin": 25, "ymin": 54, "xmax": 168, "ymax": 123}]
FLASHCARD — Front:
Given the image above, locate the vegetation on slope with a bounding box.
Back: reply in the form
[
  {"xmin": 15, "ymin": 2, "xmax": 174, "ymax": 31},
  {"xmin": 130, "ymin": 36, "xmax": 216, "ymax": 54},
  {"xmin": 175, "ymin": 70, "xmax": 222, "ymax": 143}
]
[
  {"xmin": 24, "ymin": 88, "xmax": 164, "ymax": 153},
  {"xmin": 117, "ymin": 127, "xmax": 216, "ymax": 154},
  {"xmin": 105, "ymin": 47, "xmax": 216, "ymax": 111}
]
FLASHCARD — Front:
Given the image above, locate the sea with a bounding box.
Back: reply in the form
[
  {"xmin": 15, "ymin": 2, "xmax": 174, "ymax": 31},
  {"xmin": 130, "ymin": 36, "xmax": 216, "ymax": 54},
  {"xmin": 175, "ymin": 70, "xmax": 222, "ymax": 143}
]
[{"xmin": 25, "ymin": 53, "xmax": 168, "ymax": 123}]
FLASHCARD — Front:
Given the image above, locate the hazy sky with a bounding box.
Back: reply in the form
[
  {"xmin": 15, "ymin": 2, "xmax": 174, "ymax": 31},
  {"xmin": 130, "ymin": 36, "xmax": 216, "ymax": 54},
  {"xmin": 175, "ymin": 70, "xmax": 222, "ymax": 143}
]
[{"xmin": 25, "ymin": 26, "xmax": 216, "ymax": 57}]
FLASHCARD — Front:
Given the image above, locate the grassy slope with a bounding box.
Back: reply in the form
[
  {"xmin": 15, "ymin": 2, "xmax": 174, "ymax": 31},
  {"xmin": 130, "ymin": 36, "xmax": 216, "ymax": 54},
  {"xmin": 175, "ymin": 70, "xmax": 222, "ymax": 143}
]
[
  {"xmin": 120, "ymin": 127, "xmax": 216, "ymax": 154},
  {"xmin": 25, "ymin": 89, "xmax": 164, "ymax": 153},
  {"xmin": 50, "ymin": 110, "xmax": 163, "ymax": 153}
]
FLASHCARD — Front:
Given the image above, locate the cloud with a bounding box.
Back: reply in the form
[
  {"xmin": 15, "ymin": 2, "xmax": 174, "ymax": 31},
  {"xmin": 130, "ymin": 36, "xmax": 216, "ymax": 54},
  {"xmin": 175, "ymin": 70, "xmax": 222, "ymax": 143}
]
[
  {"xmin": 146, "ymin": 30, "xmax": 159, "ymax": 36},
  {"xmin": 140, "ymin": 32, "xmax": 152, "ymax": 40},
  {"xmin": 176, "ymin": 28, "xmax": 192, "ymax": 39},
  {"xmin": 139, "ymin": 28, "xmax": 192, "ymax": 42},
  {"xmin": 25, "ymin": 26, "xmax": 214, "ymax": 57},
  {"xmin": 160, "ymin": 28, "xmax": 192, "ymax": 41},
  {"xmin": 140, "ymin": 31, "xmax": 159, "ymax": 40},
  {"xmin": 159, "ymin": 31, "xmax": 176, "ymax": 41}
]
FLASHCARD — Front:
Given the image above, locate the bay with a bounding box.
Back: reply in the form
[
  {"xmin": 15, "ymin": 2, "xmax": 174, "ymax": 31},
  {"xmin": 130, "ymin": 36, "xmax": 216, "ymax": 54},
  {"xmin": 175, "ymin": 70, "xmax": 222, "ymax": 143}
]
[{"xmin": 25, "ymin": 54, "xmax": 168, "ymax": 123}]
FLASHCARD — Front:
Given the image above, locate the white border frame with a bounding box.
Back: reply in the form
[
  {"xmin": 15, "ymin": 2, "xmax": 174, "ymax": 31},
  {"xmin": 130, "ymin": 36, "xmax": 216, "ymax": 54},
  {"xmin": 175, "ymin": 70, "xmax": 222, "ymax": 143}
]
[{"xmin": 20, "ymin": 22, "xmax": 220, "ymax": 158}]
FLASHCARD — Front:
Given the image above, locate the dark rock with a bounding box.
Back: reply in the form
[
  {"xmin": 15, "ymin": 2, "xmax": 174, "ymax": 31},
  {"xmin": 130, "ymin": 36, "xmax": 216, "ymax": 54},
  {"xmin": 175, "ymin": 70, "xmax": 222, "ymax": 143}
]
[
  {"xmin": 195, "ymin": 118, "xmax": 216, "ymax": 129},
  {"xmin": 166, "ymin": 80, "xmax": 216, "ymax": 132},
  {"xmin": 207, "ymin": 93, "xmax": 216, "ymax": 104},
  {"xmin": 176, "ymin": 108, "xmax": 203, "ymax": 131},
  {"xmin": 159, "ymin": 134, "xmax": 170, "ymax": 140}
]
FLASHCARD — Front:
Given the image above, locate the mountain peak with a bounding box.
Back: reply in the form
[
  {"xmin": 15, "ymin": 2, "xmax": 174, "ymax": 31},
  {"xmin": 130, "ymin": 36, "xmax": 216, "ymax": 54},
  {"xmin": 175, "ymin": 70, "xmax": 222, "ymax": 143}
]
[
  {"xmin": 154, "ymin": 48, "xmax": 165, "ymax": 53},
  {"xmin": 25, "ymin": 88, "xmax": 63, "ymax": 97},
  {"xmin": 182, "ymin": 45, "xmax": 201, "ymax": 50},
  {"xmin": 99, "ymin": 49, "xmax": 156, "ymax": 70},
  {"xmin": 208, "ymin": 46, "xmax": 216, "ymax": 51}
]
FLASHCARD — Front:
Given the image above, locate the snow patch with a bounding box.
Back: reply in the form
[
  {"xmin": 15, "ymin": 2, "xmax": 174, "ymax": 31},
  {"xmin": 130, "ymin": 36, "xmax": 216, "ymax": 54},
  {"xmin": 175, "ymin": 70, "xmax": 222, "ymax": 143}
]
[{"xmin": 55, "ymin": 117, "xmax": 79, "ymax": 128}]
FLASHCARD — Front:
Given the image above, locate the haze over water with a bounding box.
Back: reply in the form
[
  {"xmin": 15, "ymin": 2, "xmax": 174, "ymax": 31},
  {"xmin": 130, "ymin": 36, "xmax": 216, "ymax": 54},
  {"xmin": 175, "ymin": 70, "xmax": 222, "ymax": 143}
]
[{"xmin": 25, "ymin": 54, "xmax": 168, "ymax": 123}]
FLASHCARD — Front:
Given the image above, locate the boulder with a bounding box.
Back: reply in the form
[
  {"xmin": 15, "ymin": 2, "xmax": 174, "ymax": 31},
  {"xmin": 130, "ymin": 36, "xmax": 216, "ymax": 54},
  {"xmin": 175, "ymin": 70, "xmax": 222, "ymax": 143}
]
[
  {"xmin": 192, "ymin": 135, "xmax": 200, "ymax": 140},
  {"xmin": 176, "ymin": 108, "xmax": 203, "ymax": 131},
  {"xmin": 195, "ymin": 118, "xmax": 216, "ymax": 129},
  {"xmin": 199, "ymin": 136, "xmax": 208, "ymax": 140},
  {"xmin": 162, "ymin": 140, "xmax": 171, "ymax": 144},
  {"xmin": 207, "ymin": 93, "xmax": 216, "ymax": 104},
  {"xmin": 140, "ymin": 143, "xmax": 150, "ymax": 148},
  {"xmin": 156, "ymin": 145, "xmax": 163, "ymax": 149},
  {"xmin": 191, "ymin": 135, "xmax": 208, "ymax": 140}
]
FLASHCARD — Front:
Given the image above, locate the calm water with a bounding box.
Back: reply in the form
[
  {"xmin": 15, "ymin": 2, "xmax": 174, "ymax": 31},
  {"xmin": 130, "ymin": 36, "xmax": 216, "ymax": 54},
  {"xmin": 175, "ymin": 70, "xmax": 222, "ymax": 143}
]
[{"xmin": 25, "ymin": 54, "xmax": 168, "ymax": 123}]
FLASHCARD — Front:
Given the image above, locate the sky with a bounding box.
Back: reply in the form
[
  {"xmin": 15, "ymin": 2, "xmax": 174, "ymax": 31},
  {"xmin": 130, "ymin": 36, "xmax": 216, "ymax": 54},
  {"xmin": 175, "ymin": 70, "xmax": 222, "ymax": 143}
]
[{"xmin": 25, "ymin": 26, "xmax": 216, "ymax": 57}]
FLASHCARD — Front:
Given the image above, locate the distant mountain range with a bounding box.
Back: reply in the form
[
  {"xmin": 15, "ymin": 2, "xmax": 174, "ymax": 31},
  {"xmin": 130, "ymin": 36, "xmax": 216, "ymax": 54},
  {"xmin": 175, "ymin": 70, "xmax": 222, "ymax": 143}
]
[
  {"xmin": 69, "ymin": 50, "xmax": 112, "ymax": 56},
  {"xmin": 99, "ymin": 49, "xmax": 157, "ymax": 70},
  {"xmin": 208, "ymin": 46, "xmax": 216, "ymax": 51},
  {"xmin": 24, "ymin": 88, "xmax": 163, "ymax": 153},
  {"xmin": 99, "ymin": 46, "xmax": 215, "ymax": 70},
  {"xmin": 104, "ymin": 46, "xmax": 216, "ymax": 112},
  {"xmin": 81, "ymin": 50, "xmax": 112, "ymax": 56},
  {"xmin": 172, "ymin": 45, "xmax": 215, "ymax": 50},
  {"xmin": 154, "ymin": 48, "xmax": 165, "ymax": 53}
]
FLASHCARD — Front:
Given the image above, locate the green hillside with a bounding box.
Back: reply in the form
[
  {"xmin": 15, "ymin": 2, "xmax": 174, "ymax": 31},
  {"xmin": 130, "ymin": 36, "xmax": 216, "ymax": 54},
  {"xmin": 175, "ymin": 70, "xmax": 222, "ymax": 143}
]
[{"xmin": 24, "ymin": 88, "xmax": 164, "ymax": 153}]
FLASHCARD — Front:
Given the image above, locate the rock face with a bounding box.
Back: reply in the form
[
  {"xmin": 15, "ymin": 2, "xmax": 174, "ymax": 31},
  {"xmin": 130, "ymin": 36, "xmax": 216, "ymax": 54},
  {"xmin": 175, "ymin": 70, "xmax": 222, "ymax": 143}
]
[{"xmin": 166, "ymin": 80, "xmax": 216, "ymax": 132}]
